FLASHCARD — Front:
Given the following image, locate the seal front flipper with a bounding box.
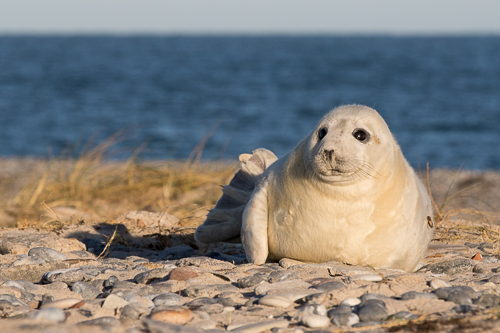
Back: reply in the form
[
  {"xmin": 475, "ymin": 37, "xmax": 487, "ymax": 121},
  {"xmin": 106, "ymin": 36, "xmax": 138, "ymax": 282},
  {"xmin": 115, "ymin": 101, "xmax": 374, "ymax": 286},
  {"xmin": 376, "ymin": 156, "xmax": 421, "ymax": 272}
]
[
  {"xmin": 241, "ymin": 184, "xmax": 269, "ymax": 264},
  {"xmin": 194, "ymin": 148, "xmax": 277, "ymax": 244}
]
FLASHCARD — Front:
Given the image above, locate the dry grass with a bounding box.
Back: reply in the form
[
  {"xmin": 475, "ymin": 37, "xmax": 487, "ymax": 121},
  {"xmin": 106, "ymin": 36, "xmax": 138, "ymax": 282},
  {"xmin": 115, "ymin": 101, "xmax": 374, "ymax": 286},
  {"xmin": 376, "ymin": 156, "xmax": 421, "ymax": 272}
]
[{"xmin": 0, "ymin": 138, "xmax": 238, "ymax": 230}]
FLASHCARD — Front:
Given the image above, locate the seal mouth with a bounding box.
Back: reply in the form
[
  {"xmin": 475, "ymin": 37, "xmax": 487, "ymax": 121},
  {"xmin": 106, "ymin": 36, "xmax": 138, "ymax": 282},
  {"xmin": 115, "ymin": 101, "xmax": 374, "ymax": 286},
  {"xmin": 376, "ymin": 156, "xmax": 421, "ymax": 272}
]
[{"xmin": 306, "ymin": 155, "xmax": 379, "ymax": 184}]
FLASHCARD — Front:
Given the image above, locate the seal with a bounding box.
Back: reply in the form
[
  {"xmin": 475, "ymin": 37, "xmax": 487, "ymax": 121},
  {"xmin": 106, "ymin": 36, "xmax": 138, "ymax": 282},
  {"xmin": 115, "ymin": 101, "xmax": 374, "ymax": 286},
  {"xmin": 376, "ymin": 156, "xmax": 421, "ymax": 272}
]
[{"xmin": 195, "ymin": 105, "xmax": 433, "ymax": 272}]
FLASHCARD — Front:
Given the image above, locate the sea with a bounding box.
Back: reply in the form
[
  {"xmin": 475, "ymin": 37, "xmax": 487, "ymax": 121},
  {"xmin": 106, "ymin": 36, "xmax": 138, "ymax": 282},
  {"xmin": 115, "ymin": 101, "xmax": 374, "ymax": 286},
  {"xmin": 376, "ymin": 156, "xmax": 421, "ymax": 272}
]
[{"xmin": 0, "ymin": 36, "xmax": 499, "ymax": 170}]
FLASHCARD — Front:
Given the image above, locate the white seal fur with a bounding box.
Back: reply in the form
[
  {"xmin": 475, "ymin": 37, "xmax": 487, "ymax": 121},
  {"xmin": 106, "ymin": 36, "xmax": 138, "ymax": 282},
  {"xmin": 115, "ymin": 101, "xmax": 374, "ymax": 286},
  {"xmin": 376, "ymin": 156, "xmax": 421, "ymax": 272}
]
[{"xmin": 195, "ymin": 105, "xmax": 433, "ymax": 272}]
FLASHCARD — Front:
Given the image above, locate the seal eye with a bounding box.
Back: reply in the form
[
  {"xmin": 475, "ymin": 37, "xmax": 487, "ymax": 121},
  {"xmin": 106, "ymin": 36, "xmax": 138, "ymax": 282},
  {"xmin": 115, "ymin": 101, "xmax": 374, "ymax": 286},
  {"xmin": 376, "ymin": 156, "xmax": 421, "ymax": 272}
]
[
  {"xmin": 352, "ymin": 129, "xmax": 370, "ymax": 143},
  {"xmin": 318, "ymin": 127, "xmax": 328, "ymax": 141}
]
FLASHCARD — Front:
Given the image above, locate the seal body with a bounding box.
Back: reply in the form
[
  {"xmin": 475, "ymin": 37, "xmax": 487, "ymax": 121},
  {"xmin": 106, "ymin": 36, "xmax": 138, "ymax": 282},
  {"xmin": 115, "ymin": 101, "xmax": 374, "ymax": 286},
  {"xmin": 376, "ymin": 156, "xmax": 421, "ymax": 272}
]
[{"xmin": 196, "ymin": 105, "xmax": 433, "ymax": 272}]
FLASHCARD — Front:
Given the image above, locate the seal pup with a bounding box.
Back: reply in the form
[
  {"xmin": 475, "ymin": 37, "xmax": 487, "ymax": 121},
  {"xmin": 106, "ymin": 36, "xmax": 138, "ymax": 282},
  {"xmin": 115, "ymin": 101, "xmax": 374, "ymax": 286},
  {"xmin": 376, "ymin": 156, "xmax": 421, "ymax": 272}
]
[{"xmin": 195, "ymin": 105, "xmax": 433, "ymax": 272}]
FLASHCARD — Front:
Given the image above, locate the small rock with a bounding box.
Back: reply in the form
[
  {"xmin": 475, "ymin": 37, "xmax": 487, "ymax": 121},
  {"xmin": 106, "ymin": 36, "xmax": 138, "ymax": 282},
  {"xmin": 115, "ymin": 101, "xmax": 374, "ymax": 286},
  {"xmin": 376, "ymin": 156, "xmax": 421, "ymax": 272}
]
[
  {"xmin": 349, "ymin": 274, "xmax": 383, "ymax": 282},
  {"xmin": 102, "ymin": 294, "xmax": 130, "ymax": 309},
  {"xmin": 134, "ymin": 268, "xmax": 173, "ymax": 284},
  {"xmin": 331, "ymin": 312, "xmax": 360, "ymax": 326},
  {"xmin": 301, "ymin": 314, "xmax": 330, "ymax": 328},
  {"xmin": 158, "ymin": 245, "xmax": 195, "ymax": 260},
  {"xmin": 268, "ymin": 271, "xmax": 299, "ymax": 283},
  {"xmin": 341, "ymin": 298, "xmax": 361, "ymax": 307},
  {"xmin": 294, "ymin": 303, "xmax": 327, "ymax": 320},
  {"xmin": 229, "ymin": 319, "xmax": 289, "ymax": 332},
  {"xmin": 430, "ymin": 278, "xmax": 452, "ymax": 289},
  {"xmin": 238, "ymin": 274, "xmax": 268, "ymax": 288},
  {"xmin": 327, "ymin": 305, "xmax": 352, "ymax": 317},
  {"xmin": 176, "ymin": 256, "xmax": 235, "ymax": 270},
  {"xmin": 41, "ymin": 268, "xmax": 88, "ymax": 285},
  {"xmin": 0, "ymin": 294, "xmax": 28, "ymax": 307},
  {"xmin": 433, "ymin": 286, "xmax": 477, "ymax": 300},
  {"xmin": 71, "ymin": 281, "xmax": 101, "ymax": 300},
  {"xmin": 488, "ymin": 274, "xmax": 500, "ymax": 284},
  {"xmin": 149, "ymin": 307, "xmax": 194, "ymax": 325},
  {"xmin": 104, "ymin": 276, "xmax": 119, "ymax": 288},
  {"xmin": 124, "ymin": 295, "xmax": 155, "ymax": 308},
  {"xmin": 168, "ymin": 267, "xmax": 199, "ymax": 281},
  {"xmin": 447, "ymin": 291, "xmax": 473, "ymax": 305},
  {"xmin": 315, "ymin": 281, "xmax": 345, "ymax": 292},
  {"xmin": 477, "ymin": 294, "xmax": 500, "ymax": 308},
  {"xmin": 14, "ymin": 280, "xmax": 38, "ymax": 291},
  {"xmin": 400, "ymin": 292, "xmax": 438, "ymax": 300},
  {"xmin": 40, "ymin": 298, "xmax": 82, "ymax": 310},
  {"xmin": 120, "ymin": 304, "xmax": 140, "ymax": 320},
  {"xmin": 183, "ymin": 284, "xmax": 238, "ymax": 297},
  {"xmin": 27, "ymin": 308, "xmax": 66, "ymax": 322},
  {"xmin": 419, "ymin": 258, "xmax": 475, "ymax": 275},
  {"xmin": 153, "ymin": 293, "xmax": 185, "ymax": 306},
  {"xmin": 28, "ymin": 247, "xmax": 67, "ymax": 262},
  {"xmin": 453, "ymin": 305, "xmax": 478, "ymax": 313},
  {"xmin": 2, "ymin": 280, "xmax": 26, "ymax": 290},
  {"xmin": 11, "ymin": 255, "xmax": 46, "ymax": 266},
  {"xmin": 357, "ymin": 300, "xmax": 387, "ymax": 322},
  {"xmin": 77, "ymin": 316, "xmax": 122, "ymax": 327},
  {"xmin": 259, "ymin": 295, "xmax": 293, "ymax": 308},
  {"xmin": 359, "ymin": 293, "xmax": 388, "ymax": 302},
  {"xmin": 388, "ymin": 311, "xmax": 419, "ymax": 320}
]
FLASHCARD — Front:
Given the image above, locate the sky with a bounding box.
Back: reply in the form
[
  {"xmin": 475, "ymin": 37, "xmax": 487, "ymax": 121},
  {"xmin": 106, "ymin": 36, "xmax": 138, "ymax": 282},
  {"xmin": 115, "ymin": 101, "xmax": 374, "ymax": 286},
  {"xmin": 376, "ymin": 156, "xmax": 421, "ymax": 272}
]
[{"xmin": 1, "ymin": 0, "xmax": 500, "ymax": 35}]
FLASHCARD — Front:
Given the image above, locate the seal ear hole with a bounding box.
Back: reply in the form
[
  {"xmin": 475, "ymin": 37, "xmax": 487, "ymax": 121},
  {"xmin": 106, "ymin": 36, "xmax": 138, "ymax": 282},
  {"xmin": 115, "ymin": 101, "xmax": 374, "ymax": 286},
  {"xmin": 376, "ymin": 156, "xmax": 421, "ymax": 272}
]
[
  {"xmin": 352, "ymin": 128, "xmax": 370, "ymax": 143},
  {"xmin": 318, "ymin": 127, "xmax": 328, "ymax": 141}
]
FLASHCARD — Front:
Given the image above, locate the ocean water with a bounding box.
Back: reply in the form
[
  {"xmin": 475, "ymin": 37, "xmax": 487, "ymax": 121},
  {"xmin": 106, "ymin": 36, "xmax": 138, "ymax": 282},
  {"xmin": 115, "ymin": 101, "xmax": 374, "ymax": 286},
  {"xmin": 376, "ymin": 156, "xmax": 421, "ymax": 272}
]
[{"xmin": 0, "ymin": 36, "xmax": 499, "ymax": 170}]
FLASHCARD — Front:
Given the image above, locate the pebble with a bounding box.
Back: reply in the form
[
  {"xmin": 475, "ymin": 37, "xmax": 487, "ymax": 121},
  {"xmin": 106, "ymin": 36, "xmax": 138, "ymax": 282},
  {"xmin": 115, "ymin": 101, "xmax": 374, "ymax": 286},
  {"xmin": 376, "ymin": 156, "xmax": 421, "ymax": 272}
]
[
  {"xmin": 238, "ymin": 273, "xmax": 268, "ymax": 288},
  {"xmin": 168, "ymin": 267, "xmax": 199, "ymax": 281},
  {"xmin": 447, "ymin": 291, "xmax": 473, "ymax": 305},
  {"xmin": 124, "ymin": 295, "xmax": 155, "ymax": 308},
  {"xmin": 0, "ymin": 294, "xmax": 28, "ymax": 307},
  {"xmin": 301, "ymin": 314, "xmax": 330, "ymax": 328},
  {"xmin": 315, "ymin": 281, "xmax": 345, "ymax": 292},
  {"xmin": 294, "ymin": 303, "xmax": 327, "ymax": 320},
  {"xmin": 430, "ymin": 278, "xmax": 452, "ymax": 289},
  {"xmin": 41, "ymin": 268, "xmax": 88, "ymax": 285},
  {"xmin": 349, "ymin": 274, "xmax": 383, "ymax": 282},
  {"xmin": 488, "ymin": 274, "xmax": 500, "ymax": 284},
  {"xmin": 400, "ymin": 291, "xmax": 438, "ymax": 300},
  {"xmin": 134, "ymin": 268, "xmax": 173, "ymax": 284},
  {"xmin": 259, "ymin": 295, "xmax": 293, "ymax": 308},
  {"xmin": 157, "ymin": 245, "xmax": 195, "ymax": 260},
  {"xmin": 120, "ymin": 304, "xmax": 140, "ymax": 320},
  {"xmin": 28, "ymin": 247, "xmax": 67, "ymax": 262},
  {"xmin": 104, "ymin": 275, "xmax": 119, "ymax": 288},
  {"xmin": 341, "ymin": 297, "xmax": 361, "ymax": 306},
  {"xmin": 388, "ymin": 311, "xmax": 419, "ymax": 320},
  {"xmin": 184, "ymin": 284, "xmax": 238, "ymax": 297},
  {"xmin": 40, "ymin": 298, "xmax": 82, "ymax": 310},
  {"xmin": 27, "ymin": 308, "xmax": 66, "ymax": 322},
  {"xmin": 153, "ymin": 293, "xmax": 185, "ymax": 306},
  {"xmin": 477, "ymin": 294, "xmax": 500, "ymax": 308},
  {"xmin": 268, "ymin": 271, "xmax": 299, "ymax": 283},
  {"xmin": 77, "ymin": 316, "xmax": 122, "ymax": 327},
  {"xmin": 71, "ymin": 281, "xmax": 101, "ymax": 299},
  {"xmin": 11, "ymin": 255, "xmax": 46, "ymax": 266},
  {"xmin": 327, "ymin": 305, "xmax": 352, "ymax": 317},
  {"xmin": 229, "ymin": 319, "xmax": 289, "ymax": 332},
  {"xmin": 331, "ymin": 312, "xmax": 360, "ymax": 326},
  {"xmin": 14, "ymin": 280, "xmax": 38, "ymax": 291},
  {"xmin": 357, "ymin": 300, "xmax": 388, "ymax": 322},
  {"xmin": 433, "ymin": 286, "xmax": 477, "ymax": 300},
  {"xmin": 419, "ymin": 258, "xmax": 475, "ymax": 275},
  {"xmin": 102, "ymin": 294, "xmax": 130, "ymax": 309},
  {"xmin": 359, "ymin": 293, "xmax": 388, "ymax": 302},
  {"xmin": 149, "ymin": 307, "xmax": 194, "ymax": 325},
  {"xmin": 2, "ymin": 280, "xmax": 26, "ymax": 290}
]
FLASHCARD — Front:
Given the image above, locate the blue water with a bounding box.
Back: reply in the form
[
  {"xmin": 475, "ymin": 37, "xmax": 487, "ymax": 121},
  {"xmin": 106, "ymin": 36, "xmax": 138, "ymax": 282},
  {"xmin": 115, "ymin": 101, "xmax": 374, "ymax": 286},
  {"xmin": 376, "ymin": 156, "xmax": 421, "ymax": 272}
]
[{"xmin": 0, "ymin": 36, "xmax": 499, "ymax": 170}]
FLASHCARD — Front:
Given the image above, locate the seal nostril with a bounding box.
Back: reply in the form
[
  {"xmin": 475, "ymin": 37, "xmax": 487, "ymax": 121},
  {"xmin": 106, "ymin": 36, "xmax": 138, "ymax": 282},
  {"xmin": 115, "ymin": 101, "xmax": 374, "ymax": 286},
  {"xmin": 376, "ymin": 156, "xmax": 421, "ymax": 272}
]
[{"xmin": 323, "ymin": 149, "xmax": 335, "ymax": 160}]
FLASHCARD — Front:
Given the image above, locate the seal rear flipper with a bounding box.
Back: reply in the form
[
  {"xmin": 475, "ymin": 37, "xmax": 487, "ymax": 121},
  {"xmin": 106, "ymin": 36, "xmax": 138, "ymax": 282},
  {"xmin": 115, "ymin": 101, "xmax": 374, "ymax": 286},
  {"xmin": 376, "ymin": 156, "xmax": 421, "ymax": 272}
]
[{"xmin": 194, "ymin": 148, "xmax": 277, "ymax": 244}]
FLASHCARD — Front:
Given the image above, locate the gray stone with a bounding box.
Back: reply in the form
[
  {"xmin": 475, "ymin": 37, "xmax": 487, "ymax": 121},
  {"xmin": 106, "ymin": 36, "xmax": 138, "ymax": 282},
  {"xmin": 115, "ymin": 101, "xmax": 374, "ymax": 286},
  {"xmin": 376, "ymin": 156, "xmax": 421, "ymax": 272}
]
[
  {"xmin": 433, "ymin": 286, "xmax": 477, "ymax": 300},
  {"xmin": 77, "ymin": 316, "xmax": 122, "ymax": 327},
  {"xmin": 153, "ymin": 293, "xmax": 185, "ymax": 306},
  {"xmin": 120, "ymin": 304, "xmax": 141, "ymax": 320},
  {"xmin": 41, "ymin": 268, "xmax": 88, "ymax": 285},
  {"xmin": 28, "ymin": 247, "xmax": 67, "ymax": 262},
  {"xmin": 327, "ymin": 305, "xmax": 352, "ymax": 318},
  {"xmin": 184, "ymin": 284, "xmax": 238, "ymax": 297},
  {"xmin": 11, "ymin": 255, "xmax": 46, "ymax": 266},
  {"xmin": 301, "ymin": 314, "xmax": 330, "ymax": 328},
  {"xmin": 447, "ymin": 291, "xmax": 473, "ymax": 305},
  {"xmin": 488, "ymin": 274, "xmax": 500, "ymax": 284},
  {"xmin": 400, "ymin": 292, "xmax": 438, "ymax": 300},
  {"xmin": 359, "ymin": 293, "xmax": 388, "ymax": 302},
  {"xmin": 268, "ymin": 270, "xmax": 299, "ymax": 283},
  {"xmin": 357, "ymin": 301, "xmax": 387, "ymax": 322},
  {"xmin": 419, "ymin": 258, "xmax": 475, "ymax": 275},
  {"xmin": 158, "ymin": 245, "xmax": 195, "ymax": 260},
  {"xmin": 0, "ymin": 294, "xmax": 28, "ymax": 307},
  {"xmin": 388, "ymin": 311, "xmax": 419, "ymax": 320},
  {"xmin": 14, "ymin": 279, "xmax": 38, "ymax": 291},
  {"xmin": 477, "ymin": 294, "xmax": 500, "ymax": 308},
  {"xmin": 2, "ymin": 280, "xmax": 26, "ymax": 290},
  {"xmin": 331, "ymin": 312, "xmax": 360, "ymax": 326},
  {"xmin": 453, "ymin": 305, "xmax": 479, "ymax": 313},
  {"xmin": 104, "ymin": 275, "xmax": 119, "ymax": 288},
  {"xmin": 27, "ymin": 308, "xmax": 66, "ymax": 322},
  {"xmin": 71, "ymin": 281, "xmax": 101, "ymax": 299},
  {"xmin": 315, "ymin": 281, "xmax": 345, "ymax": 292},
  {"xmin": 134, "ymin": 268, "xmax": 173, "ymax": 284},
  {"xmin": 175, "ymin": 257, "xmax": 235, "ymax": 270},
  {"xmin": 238, "ymin": 274, "xmax": 268, "ymax": 288}
]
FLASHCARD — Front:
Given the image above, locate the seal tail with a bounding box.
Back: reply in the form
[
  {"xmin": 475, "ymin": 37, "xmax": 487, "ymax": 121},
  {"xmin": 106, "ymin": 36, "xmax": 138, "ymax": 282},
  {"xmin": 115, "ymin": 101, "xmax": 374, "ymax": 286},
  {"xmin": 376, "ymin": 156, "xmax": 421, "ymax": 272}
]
[{"xmin": 194, "ymin": 148, "xmax": 278, "ymax": 244}]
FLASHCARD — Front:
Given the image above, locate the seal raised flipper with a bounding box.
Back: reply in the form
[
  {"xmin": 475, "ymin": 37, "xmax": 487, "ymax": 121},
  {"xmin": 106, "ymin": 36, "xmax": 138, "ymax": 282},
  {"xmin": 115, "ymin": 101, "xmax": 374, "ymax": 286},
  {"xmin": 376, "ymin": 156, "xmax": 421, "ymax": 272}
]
[{"xmin": 194, "ymin": 148, "xmax": 278, "ymax": 244}]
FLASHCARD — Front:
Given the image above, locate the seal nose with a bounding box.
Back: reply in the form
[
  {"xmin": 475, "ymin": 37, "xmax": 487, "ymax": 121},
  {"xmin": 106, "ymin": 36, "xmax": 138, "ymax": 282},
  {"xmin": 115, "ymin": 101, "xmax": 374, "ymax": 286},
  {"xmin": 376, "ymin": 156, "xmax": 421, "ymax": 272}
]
[{"xmin": 322, "ymin": 149, "xmax": 335, "ymax": 161}]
